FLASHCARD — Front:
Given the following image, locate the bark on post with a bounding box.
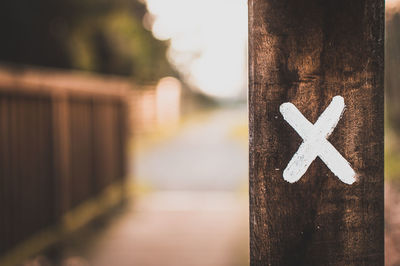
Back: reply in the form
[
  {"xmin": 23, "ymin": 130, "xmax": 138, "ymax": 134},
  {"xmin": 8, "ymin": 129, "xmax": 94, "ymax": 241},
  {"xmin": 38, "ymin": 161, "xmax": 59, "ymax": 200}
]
[{"xmin": 248, "ymin": 0, "xmax": 384, "ymax": 265}]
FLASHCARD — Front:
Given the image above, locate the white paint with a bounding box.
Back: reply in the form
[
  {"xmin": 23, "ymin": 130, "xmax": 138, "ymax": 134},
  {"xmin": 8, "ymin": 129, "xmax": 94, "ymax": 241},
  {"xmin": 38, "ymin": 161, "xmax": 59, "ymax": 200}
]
[{"xmin": 279, "ymin": 96, "xmax": 356, "ymax": 185}]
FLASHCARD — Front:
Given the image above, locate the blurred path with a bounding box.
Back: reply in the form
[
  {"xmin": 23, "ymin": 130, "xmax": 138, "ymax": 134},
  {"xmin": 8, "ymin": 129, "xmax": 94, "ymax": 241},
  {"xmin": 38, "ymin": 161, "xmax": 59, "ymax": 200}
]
[
  {"xmin": 385, "ymin": 182, "xmax": 400, "ymax": 266},
  {"xmin": 26, "ymin": 106, "xmax": 249, "ymax": 266},
  {"xmin": 133, "ymin": 106, "xmax": 248, "ymax": 190},
  {"xmin": 90, "ymin": 106, "xmax": 249, "ymax": 265},
  {"xmin": 89, "ymin": 192, "xmax": 248, "ymax": 266}
]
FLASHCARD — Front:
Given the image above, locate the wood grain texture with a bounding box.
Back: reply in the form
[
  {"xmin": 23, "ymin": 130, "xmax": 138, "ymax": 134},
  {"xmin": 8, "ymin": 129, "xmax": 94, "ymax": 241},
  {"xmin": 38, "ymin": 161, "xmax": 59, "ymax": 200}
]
[{"xmin": 248, "ymin": 0, "xmax": 384, "ymax": 265}]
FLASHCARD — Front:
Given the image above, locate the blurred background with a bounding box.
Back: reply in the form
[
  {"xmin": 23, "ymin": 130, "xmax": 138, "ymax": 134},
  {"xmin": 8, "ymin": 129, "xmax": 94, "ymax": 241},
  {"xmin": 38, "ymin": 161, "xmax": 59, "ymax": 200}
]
[
  {"xmin": 0, "ymin": 0, "xmax": 248, "ymax": 265},
  {"xmin": 385, "ymin": 1, "xmax": 400, "ymax": 265},
  {"xmin": 0, "ymin": 0, "xmax": 398, "ymax": 265}
]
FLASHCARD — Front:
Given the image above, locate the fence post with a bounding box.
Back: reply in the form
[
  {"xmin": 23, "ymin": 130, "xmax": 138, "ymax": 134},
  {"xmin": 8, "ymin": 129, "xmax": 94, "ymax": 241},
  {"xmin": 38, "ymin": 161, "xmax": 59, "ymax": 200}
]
[
  {"xmin": 248, "ymin": 0, "xmax": 384, "ymax": 265},
  {"xmin": 52, "ymin": 91, "xmax": 71, "ymax": 218}
]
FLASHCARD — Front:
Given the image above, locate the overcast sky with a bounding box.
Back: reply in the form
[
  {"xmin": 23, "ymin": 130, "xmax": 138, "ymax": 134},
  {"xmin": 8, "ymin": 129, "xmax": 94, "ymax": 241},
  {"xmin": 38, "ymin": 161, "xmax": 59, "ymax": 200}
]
[{"xmin": 143, "ymin": 0, "xmax": 248, "ymax": 100}]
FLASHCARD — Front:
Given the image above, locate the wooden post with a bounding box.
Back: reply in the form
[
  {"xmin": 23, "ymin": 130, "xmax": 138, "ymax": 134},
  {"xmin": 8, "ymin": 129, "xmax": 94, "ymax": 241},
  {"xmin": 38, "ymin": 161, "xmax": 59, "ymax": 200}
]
[
  {"xmin": 52, "ymin": 91, "xmax": 71, "ymax": 217},
  {"xmin": 248, "ymin": 0, "xmax": 384, "ymax": 265}
]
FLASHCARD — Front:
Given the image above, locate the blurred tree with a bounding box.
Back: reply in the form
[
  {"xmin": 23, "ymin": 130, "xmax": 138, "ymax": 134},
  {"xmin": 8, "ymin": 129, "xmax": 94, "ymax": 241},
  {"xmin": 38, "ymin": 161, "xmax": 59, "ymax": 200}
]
[
  {"xmin": 386, "ymin": 9, "xmax": 400, "ymax": 132},
  {"xmin": 386, "ymin": 6, "xmax": 400, "ymax": 181},
  {"xmin": 0, "ymin": 0, "xmax": 175, "ymax": 83}
]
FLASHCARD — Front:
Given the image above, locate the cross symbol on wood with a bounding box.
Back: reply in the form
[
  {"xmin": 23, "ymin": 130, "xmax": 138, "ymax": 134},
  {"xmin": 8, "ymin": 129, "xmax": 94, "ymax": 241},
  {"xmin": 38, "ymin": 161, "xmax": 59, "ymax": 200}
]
[{"xmin": 279, "ymin": 95, "xmax": 356, "ymax": 185}]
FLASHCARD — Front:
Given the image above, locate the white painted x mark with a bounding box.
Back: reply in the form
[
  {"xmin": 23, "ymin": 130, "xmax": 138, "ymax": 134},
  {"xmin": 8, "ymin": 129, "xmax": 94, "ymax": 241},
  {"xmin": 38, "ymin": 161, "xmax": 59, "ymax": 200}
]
[{"xmin": 279, "ymin": 96, "xmax": 356, "ymax": 185}]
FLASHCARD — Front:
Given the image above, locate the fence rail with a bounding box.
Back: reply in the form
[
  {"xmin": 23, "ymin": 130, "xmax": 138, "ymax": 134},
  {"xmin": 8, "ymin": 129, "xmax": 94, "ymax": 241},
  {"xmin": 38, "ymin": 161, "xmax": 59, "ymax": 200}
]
[{"xmin": 0, "ymin": 65, "xmax": 129, "ymax": 255}]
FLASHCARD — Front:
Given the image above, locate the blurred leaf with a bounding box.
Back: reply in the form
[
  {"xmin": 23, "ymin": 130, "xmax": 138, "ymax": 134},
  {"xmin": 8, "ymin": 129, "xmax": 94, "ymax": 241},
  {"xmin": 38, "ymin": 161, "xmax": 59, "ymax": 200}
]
[{"xmin": 0, "ymin": 0, "xmax": 175, "ymax": 83}]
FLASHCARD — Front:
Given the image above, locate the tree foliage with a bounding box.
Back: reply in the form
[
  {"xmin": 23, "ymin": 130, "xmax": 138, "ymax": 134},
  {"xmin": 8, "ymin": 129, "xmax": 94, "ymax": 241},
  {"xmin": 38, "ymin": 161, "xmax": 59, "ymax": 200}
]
[{"xmin": 0, "ymin": 0, "xmax": 175, "ymax": 83}]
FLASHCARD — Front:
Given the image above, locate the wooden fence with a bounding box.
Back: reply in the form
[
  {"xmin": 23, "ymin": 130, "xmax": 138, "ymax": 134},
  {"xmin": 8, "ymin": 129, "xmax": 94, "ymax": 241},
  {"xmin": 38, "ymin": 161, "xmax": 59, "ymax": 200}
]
[{"xmin": 0, "ymin": 65, "xmax": 129, "ymax": 256}]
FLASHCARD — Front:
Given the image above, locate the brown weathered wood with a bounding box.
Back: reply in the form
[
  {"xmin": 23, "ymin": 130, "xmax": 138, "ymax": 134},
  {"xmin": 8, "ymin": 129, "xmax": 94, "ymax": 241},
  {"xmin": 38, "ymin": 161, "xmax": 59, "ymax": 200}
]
[
  {"xmin": 0, "ymin": 64, "xmax": 132, "ymax": 97},
  {"xmin": 249, "ymin": 0, "xmax": 384, "ymax": 265},
  {"xmin": 0, "ymin": 65, "xmax": 129, "ymax": 256},
  {"xmin": 52, "ymin": 92, "xmax": 71, "ymax": 217}
]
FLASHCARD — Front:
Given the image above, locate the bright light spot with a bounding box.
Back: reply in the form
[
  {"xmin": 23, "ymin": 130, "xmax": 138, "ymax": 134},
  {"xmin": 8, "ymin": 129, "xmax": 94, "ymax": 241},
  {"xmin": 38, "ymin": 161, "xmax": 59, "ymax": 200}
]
[
  {"xmin": 156, "ymin": 77, "xmax": 181, "ymax": 126},
  {"xmin": 144, "ymin": 0, "xmax": 248, "ymax": 100},
  {"xmin": 387, "ymin": 0, "xmax": 400, "ymax": 8}
]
